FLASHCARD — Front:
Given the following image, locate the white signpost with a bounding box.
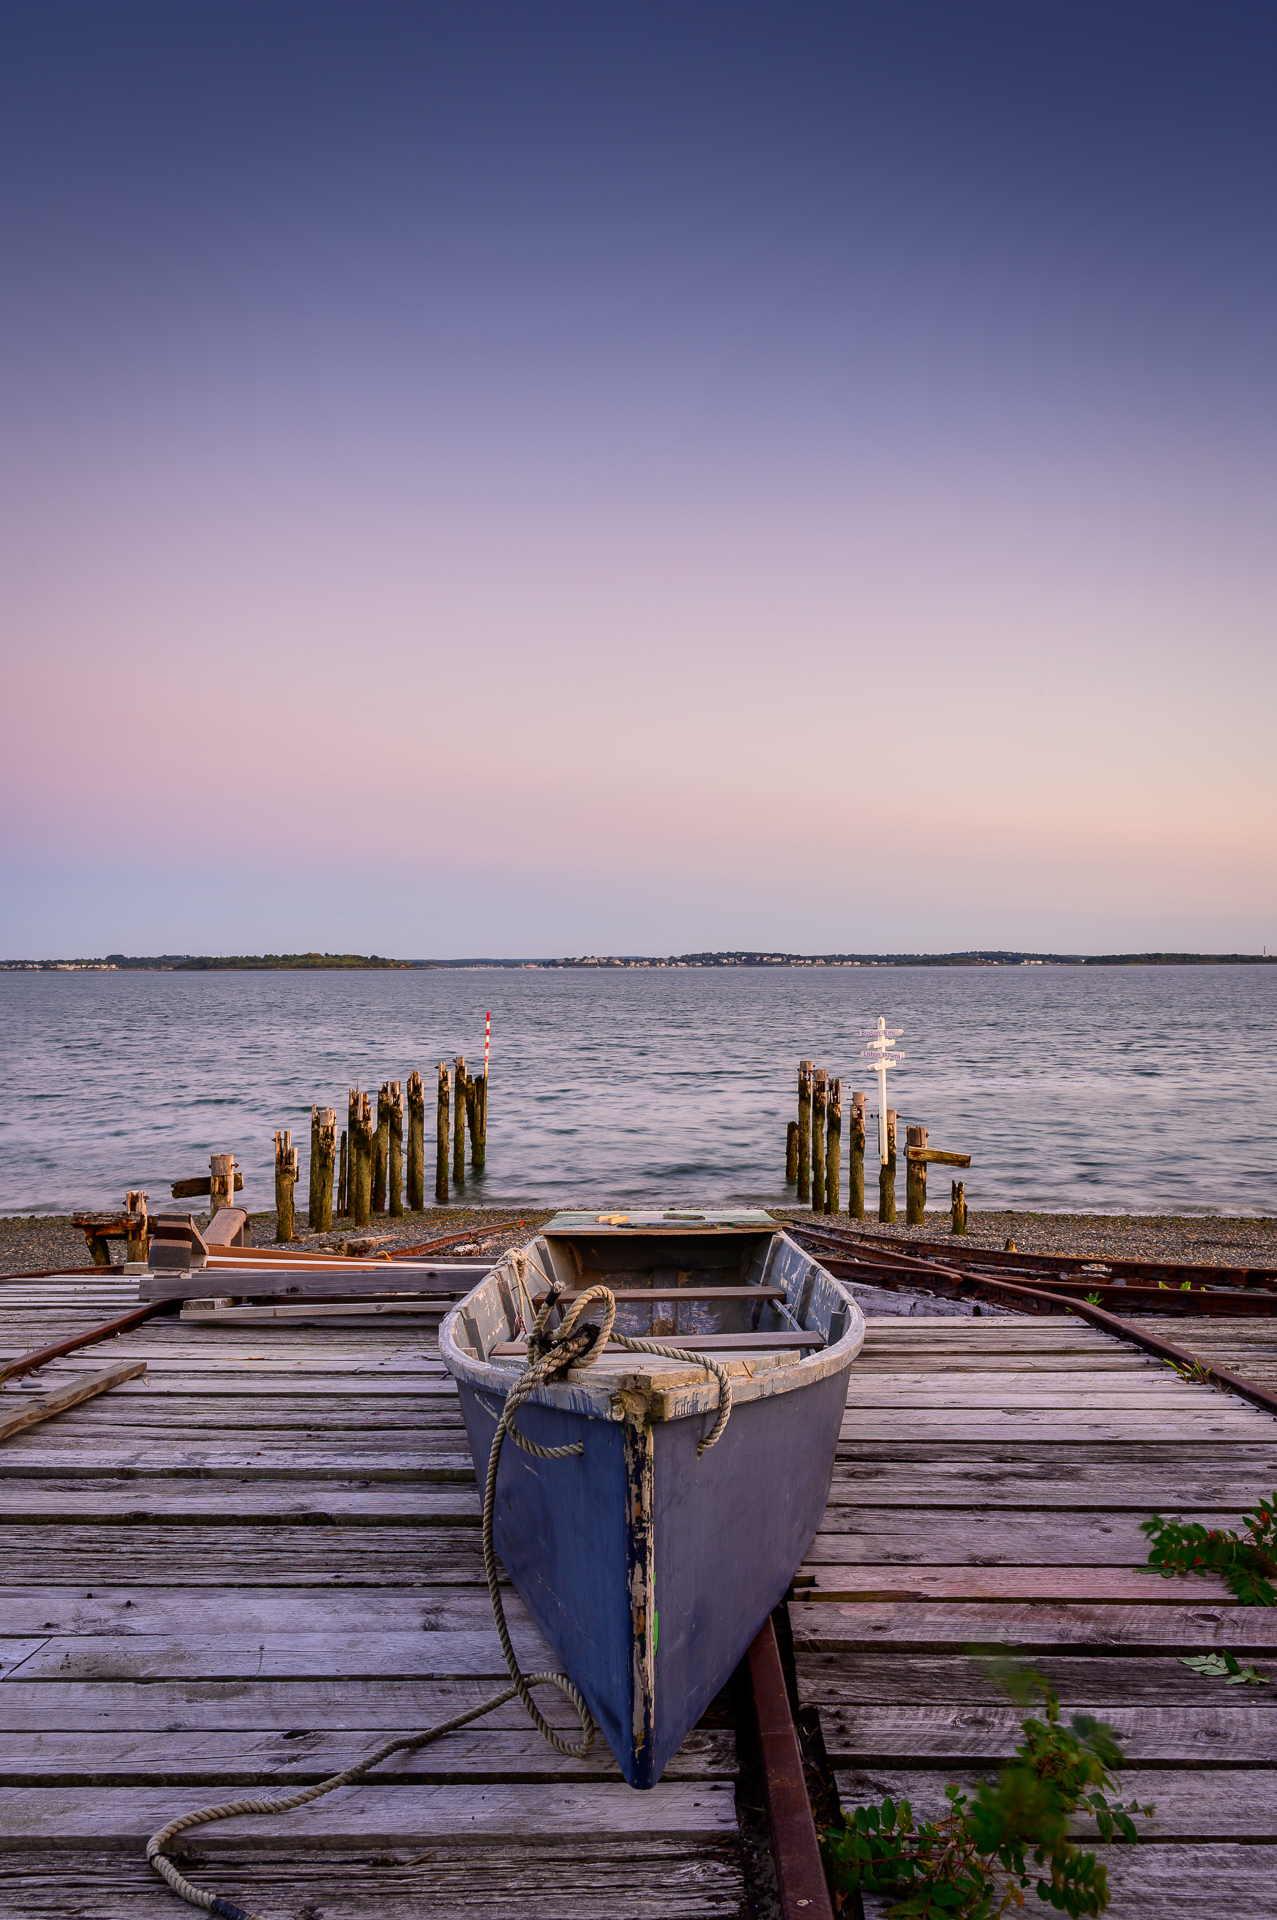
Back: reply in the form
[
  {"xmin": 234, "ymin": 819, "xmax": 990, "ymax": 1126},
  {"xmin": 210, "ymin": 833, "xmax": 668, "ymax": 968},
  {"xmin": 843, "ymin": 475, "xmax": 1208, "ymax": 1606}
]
[{"xmin": 860, "ymin": 1017, "xmax": 904, "ymax": 1165}]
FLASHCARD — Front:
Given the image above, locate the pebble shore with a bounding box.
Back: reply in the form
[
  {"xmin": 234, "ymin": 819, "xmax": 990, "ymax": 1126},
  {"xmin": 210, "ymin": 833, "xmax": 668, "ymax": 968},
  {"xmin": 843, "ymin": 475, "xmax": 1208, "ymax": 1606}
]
[{"xmin": 3, "ymin": 1205, "xmax": 1273, "ymax": 1277}]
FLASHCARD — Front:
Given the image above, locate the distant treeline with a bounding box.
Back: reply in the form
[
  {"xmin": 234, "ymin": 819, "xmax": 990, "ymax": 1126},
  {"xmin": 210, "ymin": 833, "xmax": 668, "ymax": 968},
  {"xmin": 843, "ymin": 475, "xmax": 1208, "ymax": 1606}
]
[{"xmin": 2, "ymin": 949, "xmax": 1271, "ymax": 972}]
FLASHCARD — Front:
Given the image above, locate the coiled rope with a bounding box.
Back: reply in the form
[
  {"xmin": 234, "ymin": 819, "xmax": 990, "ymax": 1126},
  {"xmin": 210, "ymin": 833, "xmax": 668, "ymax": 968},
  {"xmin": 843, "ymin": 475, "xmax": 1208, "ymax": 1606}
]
[{"xmin": 146, "ymin": 1266, "xmax": 732, "ymax": 1919}]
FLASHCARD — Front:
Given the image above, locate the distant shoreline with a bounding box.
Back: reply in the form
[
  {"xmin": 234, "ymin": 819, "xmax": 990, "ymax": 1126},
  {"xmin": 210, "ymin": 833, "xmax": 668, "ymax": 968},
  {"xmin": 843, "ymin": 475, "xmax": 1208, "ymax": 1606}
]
[{"xmin": 2, "ymin": 949, "xmax": 1274, "ymax": 973}]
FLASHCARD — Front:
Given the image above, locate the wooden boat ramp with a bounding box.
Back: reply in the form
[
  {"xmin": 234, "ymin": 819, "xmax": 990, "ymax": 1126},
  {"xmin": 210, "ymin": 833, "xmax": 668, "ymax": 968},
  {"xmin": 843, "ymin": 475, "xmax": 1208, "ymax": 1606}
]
[{"xmin": 2, "ymin": 1237, "xmax": 1276, "ymax": 1917}]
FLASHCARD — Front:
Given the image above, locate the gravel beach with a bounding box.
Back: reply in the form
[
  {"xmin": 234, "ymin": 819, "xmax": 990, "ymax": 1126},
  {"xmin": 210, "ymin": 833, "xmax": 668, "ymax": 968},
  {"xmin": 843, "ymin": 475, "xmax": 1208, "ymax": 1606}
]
[{"xmin": 3, "ymin": 1206, "xmax": 1274, "ymax": 1277}]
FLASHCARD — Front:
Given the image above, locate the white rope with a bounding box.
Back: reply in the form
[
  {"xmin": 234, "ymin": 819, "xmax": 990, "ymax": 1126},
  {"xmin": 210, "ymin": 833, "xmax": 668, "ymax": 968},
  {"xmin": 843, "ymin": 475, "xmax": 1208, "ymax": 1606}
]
[{"xmin": 146, "ymin": 1277, "xmax": 732, "ymax": 1918}]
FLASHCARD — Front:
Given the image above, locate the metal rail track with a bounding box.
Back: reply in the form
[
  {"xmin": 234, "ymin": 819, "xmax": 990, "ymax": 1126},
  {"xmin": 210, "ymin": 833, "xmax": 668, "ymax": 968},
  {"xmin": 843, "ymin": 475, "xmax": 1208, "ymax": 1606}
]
[{"xmin": 787, "ymin": 1219, "xmax": 1277, "ymax": 1317}]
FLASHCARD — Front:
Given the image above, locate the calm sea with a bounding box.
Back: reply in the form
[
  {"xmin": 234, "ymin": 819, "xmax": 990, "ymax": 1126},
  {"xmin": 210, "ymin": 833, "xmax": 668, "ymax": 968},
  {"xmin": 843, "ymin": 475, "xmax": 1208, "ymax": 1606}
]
[{"xmin": 1, "ymin": 966, "xmax": 1273, "ymax": 1218}]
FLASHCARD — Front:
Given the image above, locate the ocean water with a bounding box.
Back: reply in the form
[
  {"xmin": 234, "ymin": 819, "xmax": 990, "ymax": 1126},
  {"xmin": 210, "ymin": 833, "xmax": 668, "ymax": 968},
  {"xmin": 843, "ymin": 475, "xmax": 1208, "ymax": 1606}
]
[{"xmin": 0, "ymin": 965, "xmax": 1273, "ymax": 1218}]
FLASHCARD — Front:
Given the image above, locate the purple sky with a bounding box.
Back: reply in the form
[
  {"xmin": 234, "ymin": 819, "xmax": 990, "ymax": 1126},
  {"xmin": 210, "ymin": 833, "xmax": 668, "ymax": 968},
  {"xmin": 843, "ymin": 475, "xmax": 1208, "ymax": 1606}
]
[{"xmin": 3, "ymin": 3, "xmax": 1274, "ymax": 957}]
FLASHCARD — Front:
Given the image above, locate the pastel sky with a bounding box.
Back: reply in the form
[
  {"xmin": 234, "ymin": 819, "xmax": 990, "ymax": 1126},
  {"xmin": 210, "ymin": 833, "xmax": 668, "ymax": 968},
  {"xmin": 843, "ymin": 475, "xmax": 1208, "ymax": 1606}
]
[{"xmin": 3, "ymin": 3, "xmax": 1274, "ymax": 958}]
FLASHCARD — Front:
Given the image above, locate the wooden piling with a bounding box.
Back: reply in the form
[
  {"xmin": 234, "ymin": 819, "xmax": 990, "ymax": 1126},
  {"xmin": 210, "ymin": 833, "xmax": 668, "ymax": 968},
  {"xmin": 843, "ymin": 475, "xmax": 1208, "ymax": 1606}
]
[
  {"xmin": 470, "ymin": 1070, "xmax": 487, "ymax": 1171},
  {"xmin": 352, "ymin": 1092, "xmax": 374, "ymax": 1228},
  {"xmin": 906, "ymin": 1123, "xmax": 928, "ymax": 1225},
  {"xmin": 209, "ymin": 1154, "xmax": 236, "ymax": 1220},
  {"xmin": 307, "ymin": 1108, "xmax": 319, "ymax": 1227},
  {"xmin": 406, "ymin": 1070, "xmax": 425, "ymax": 1210},
  {"xmin": 453, "ymin": 1056, "xmax": 466, "ymax": 1188},
  {"xmin": 436, "ymin": 1063, "xmax": 451, "ymax": 1203},
  {"xmin": 274, "ymin": 1130, "xmax": 299, "ymax": 1243},
  {"xmin": 878, "ymin": 1108, "xmax": 897, "ymax": 1224},
  {"xmin": 343, "ymin": 1086, "xmax": 359, "ymax": 1216},
  {"xmin": 951, "ymin": 1178, "xmax": 968, "ymax": 1236},
  {"xmin": 785, "ymin": 1120, "xmax": 799, "ymax": 1183},
  {"xmin": 824, "ymin": 1081, "xmax": 841, "ymax": 1215},
  {"xmin": 337, "ymin": 1129, "xmax": 348, "ymax": 1216},
  {"xmin": 312, "ymin": 1108, "xmax": 337, "ymax": 1232},
  {"xmin": 796, "ymin": 1061, "xmax": 813, "ymax": 1205},
  {"xmin": 124, "ymin": 1190, "xmax": 149, "ymax": 1263},
  {"xmin": 811, "ymin": 1069, "xmax": 827, "ymax": 1213},
  {"xmin": 848, "ymin": 1091, "xmax": 866, "ymax": 1220},
  {"xmin": 388, "ymin": 1080, "xmax": 404, "ymax": 1217},
  {"xmin": 372, "ymin": 1083, "xmax": 390, "ymax": 1212}
]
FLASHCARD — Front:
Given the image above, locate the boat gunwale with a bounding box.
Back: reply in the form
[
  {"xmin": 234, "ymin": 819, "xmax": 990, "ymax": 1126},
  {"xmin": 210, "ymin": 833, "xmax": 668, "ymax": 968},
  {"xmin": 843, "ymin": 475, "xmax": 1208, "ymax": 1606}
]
[{"xmin": 439, "ymin": 1227, "xmax": 866, "ymax": 1421}]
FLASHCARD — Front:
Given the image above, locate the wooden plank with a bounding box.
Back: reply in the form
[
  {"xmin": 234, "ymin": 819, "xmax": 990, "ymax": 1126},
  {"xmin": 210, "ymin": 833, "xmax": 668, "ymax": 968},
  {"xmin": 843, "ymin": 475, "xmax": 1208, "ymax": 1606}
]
[
  {"xmin": 138, "ymin": 1265, "xmax": 490, "ymax": 1302},
  {"xmin": 0, "ymin": 1364, "xmax": 146, "ymax": 1442},
  {"xmin": 828, "ymin": 1709, "xmax": 1277, "ymax": 1764},
  {"xmin": 0, "ymin": 1587, "xmax": 539, "ymax": 1636},
  {"xmin": 803, "ymin": 1509, "xmax": 1245, "ymax": 1563},
  {"xmin": 789, "ymin": 1601, "xmax": 1277, "ymax": 1652},
  {"xmin": 0, "ymin": 1839, "xmax": 748, "ymax": 1920},
  {"xmin": 0, "ymin": 1642, "xmax": 48, "ymax": 1680},
  {"xmin": 0, "ymin": 1779, "xmax": 740, "ymax": 1845},
  {"xmin": 0, "ymin": 1675, "xmax": 710, "ymax": 1732},
  {"xmin": 835, "ymin": 1767, "xmax": 1277, "ymax": 1836},
  {"xmin": 791, "ymin": 1564, "xmax": 1234, "ymax": 1604},
  {"xmin": 0, "ymin": 1725, "xmax": 737, "ymax": 1783},
  {"xmin": 9, "ymin": 1630, "xmax": 565, "ymax": 1682},
  {"xmin": 0, "ymin": 1481, "xmax": 481, "ymax": 1520},
  {"xmin": 794, "ymin": 1649, "xmax": 1277, "ymax": 1708}
]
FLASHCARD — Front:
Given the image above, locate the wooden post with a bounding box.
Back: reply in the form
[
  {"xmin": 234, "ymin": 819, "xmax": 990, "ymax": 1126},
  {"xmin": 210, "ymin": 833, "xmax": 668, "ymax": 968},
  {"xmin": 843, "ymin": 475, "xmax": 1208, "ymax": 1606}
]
[
  {"xmin": 388, "ymin": 1080, "xmax": 404, "ymax": 1217},
  {"xmin": 337, "ymin": 1129, "xmax": 348, "ymax": 1216},
  {"xmin": 352, "ymin": 1092, "xmax": 374, "ymax": 1228},
  {"xmin": 372, "ymin": 1083, "xmax": 390, "ymax": 1212},
  {"xmin": 470, "ymin": 1070, "xmax": 487, "ymax": 1171},
  {"xmin": 308, "ymin": 1107, "xmax": 319, "ymax": 1227},
  {"xmin": 796, "ymin": 1061, "xmax": 813, "ymax": 1205},
  {"xmin": 436, "ymin": 1062, "xmax": 451, "ymax": 1203},
  {"xmin": 878, "ymin": 1110, "xmax": 897, "ymax": 1224},
  {"xmin": 343, "ymin": 1086, "xmax": 359, "ymax": 1216},
  {"xmin": 785, "ymin": 1120, "xmax": 799, "ymax": 1182},
  {"xmin": 453, "ymin": 1055, "xmax": 466, "ymax": 1188},
  {"xmin": 825, "ymin": 1080, "xmax": 841, "ymax": 1215},
  {"xmin": 274, "ymin": 1130, "xmax": 299, "ymax": 1243},
  {"xmin": 906, "ymin": 1124, "xmax": 927, "ymax": 1226},
  {"xmin": 312, "ymin": 1108, "xmax": 337, "ymax": 1232},
  {"xmin": 951, "ymin": 1179, "xmax": 968, "ymax": 1236},
  {"xmin": 406, "ymin": 1070, "xmax": 425, "ymax": 1210},
  {"xmin": 848, "ymin": 1091, "xmax": 866, "ymax": 1220},
  {"xmin": 811, "ymin": 1069, "xmax": 827, "ymax": 1213},
  {"xmin": 125, "ymin": 1190, "xmax": 149, "ymax": 1263},
  {"xmin": 209, "ymin": 1154, "xmax": 235, "ymax": 1220}
]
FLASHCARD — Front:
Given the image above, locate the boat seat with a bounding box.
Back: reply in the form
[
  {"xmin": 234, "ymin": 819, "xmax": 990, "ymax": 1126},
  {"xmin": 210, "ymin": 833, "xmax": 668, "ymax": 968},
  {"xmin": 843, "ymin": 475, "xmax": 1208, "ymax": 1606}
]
[{"xmin": 490, "ymin": 1330, "xmax": 824, "ymax": 1357}]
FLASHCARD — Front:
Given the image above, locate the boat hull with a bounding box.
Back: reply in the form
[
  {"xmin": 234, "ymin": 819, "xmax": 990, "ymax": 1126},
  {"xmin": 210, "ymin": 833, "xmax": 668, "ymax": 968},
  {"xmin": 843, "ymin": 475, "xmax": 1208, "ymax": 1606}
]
[{"xmin": 455, "ymin": 1352, "xmax": 852, "ymax": 1787}]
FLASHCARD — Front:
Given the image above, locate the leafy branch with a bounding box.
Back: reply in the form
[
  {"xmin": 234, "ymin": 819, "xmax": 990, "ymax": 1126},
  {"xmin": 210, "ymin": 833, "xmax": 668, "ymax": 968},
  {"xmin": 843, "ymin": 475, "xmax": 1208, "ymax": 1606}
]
[
  {"xmin": 1180, "ymin": 1652, "xmax": 1269, "ymax": 1686},
  {"xmin": 1142, "ymin": 1493, "xmax": 1277, "ymax": 1606},
  {"xmin": 822, "ymin": 1684, "xmax": 1151, "ymax": 1918}
]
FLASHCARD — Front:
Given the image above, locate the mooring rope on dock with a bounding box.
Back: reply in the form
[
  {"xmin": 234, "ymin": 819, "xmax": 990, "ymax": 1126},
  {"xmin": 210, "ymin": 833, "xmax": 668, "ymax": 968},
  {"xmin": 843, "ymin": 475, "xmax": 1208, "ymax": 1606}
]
[{"xmin": 146, "ymin": 1272, "xmax": 732, "ymax": 1919}]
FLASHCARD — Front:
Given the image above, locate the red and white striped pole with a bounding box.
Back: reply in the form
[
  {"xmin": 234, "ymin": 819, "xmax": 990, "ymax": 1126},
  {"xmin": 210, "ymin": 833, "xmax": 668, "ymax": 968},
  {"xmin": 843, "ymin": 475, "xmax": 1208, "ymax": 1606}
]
[{"xmin": 485, "ymin": 1011, "xmax": 491, "ymax": 1081}]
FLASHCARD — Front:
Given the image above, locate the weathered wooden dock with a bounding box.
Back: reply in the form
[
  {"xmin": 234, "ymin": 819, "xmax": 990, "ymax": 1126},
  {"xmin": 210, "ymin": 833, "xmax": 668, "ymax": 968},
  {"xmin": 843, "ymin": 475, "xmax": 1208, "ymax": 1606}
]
[
  {"xmin": 794, "ymin": 1312, "xmax": 1277, "ymax": 1917},
  {"xmin": 0, "ymin": 1269, "xmax": 743, "ymax": 1916},
  {"xmin": 3, "ymin": 1272, "xmax": 1276, "ymax": 1917}
]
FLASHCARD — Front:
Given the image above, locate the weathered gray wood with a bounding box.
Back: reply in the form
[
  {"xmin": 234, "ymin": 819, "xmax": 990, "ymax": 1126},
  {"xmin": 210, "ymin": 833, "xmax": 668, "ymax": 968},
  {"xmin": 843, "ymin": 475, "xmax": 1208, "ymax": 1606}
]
[
  {"xmin": 0, "ymin": 1363, "xmax": 146, "ymax": 1443},
  {"xmin": 311, "ymin": 1108, "xmax": 337, "ymax": 1233},
  {"xmin": 811, "ymin": 1067, "xmax": 827, "ymax": 1213},
  {"xmin": 372, "ymin": 1082, "xmax": 390, "ymax": 1213},
  {"xmin": 825, "ymin": 1078, "xmax": 841, "ymax": 1215},
  {"xmin": 405, "ymin": 1069, "xmax": 425, "ymax": 1211},
  {"xmin": 436, "ymin": 1062, "xmax": 450, "ymax": 1203},
  {"xmin": 0, "ymin": 1778, "xmax": 739, "ymax": 1844},
  {"xmin": 797, "ymin": 1060, "xmax": 812, "ymax": 1205},
  {"xmin": 905, "ymin": 1123, "xmax": 926, "ymax": 1224},
  {"xmin": 208, "ymin": 1154, "xmax": 236, "ymax": 1220},
  {"xmin": 352, "ymin": 1088, "xmax": 374, "ymax": 1228},
  {"xmin": 0, "ymin": 1839, "xmax": 747, "ymax": 1920},
  {"xmin": 848, "ymin": 1090, "xmax": 866, "ymax": 1220},
  {"xmin": 453, "ymin": 1054, "xmax": 466, "ymax": 1189},
  {"xmin": 835, "ymin": 1766, "xmax": 1277, "ymax": 1834},
  {"xmin": 792, "ymin": 1564, "xmax": 1232, "ymax": 1603},
  {"xmin": 388, "ymin": 1080, "xmax": 404, "ymax": 1217},
  {"xmin": 273, "ymin": 1130, "xmax": 298, "ymax": 1242},
  {"xmin": 796, "ymin": 1648, "xmax": 1277, "ymax": 1708}
]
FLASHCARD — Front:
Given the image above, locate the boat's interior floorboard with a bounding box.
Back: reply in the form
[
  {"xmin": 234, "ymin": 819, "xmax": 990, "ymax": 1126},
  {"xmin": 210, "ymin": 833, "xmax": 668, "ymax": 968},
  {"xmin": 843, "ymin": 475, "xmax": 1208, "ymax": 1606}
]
[
  {"xmin": 0, "ymin": 1273, "xmax": 746, "ymax": 1918},
  {"xmin": 797, "ymin": 1313, "xmax": 1277, "ymax": 1919}
]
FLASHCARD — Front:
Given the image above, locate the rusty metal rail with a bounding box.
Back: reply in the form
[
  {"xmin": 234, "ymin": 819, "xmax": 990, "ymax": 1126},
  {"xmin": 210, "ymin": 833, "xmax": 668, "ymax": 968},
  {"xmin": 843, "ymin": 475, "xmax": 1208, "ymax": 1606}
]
[
  {"xmin": 0, "ymin": 1301, "xmax": 175, "ymax": 1387},
  {"xmin": 789, "ymin": 1222, "xmax": 1277, "ymax": 1419},
  {"xmin": 789, "ymin": 1219, "xmax": 1277, "ymax": 1317},
  {"xmin": 747, "ymin": 1615, "xmax": 834, "ymax": 1920}
]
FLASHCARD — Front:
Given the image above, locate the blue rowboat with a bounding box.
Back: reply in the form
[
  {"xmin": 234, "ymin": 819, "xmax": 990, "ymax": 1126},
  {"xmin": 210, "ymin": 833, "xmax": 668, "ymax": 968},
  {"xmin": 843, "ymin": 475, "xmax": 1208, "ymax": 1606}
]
[{"xmin": 440, "ymin": 1208, "xmax": 865, "ymax": 1788}]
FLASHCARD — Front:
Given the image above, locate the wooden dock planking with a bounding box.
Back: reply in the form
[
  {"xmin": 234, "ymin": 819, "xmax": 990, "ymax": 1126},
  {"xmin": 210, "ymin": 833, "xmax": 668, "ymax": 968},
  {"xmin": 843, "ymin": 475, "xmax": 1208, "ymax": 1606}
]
[
  {"xmin": 0, "ymin": 1276, "xmax": 747, "ymax": 1916},
  {"xmin": 794, "ymin": 1314, "xmax": 1277, "ymax": 1918}
]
